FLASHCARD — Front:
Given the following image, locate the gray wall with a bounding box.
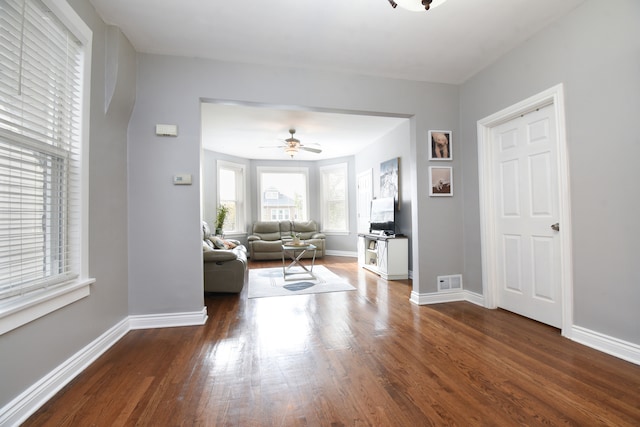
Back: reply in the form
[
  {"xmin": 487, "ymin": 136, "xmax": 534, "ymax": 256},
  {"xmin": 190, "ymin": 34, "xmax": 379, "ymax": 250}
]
[
  {"xmin": 0, "ymin": 1, "xmax": 135, "ymax": 409},
  {"xmin": 128, "ymin": 54, "xmax": 459, "ymax": 315},
  {"xmin": 354, "ymin": 120, "xmax": 414, "ymax": 267},
  {"xmin": 459, "ymin": 0, "xmax": 640, "ymax": 343}
]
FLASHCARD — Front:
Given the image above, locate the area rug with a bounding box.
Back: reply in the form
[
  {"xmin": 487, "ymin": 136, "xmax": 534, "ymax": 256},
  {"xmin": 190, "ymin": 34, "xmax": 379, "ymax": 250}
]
[{"xmin": 247, "ymin": 265, "xmax": 355, "ymax": 299}]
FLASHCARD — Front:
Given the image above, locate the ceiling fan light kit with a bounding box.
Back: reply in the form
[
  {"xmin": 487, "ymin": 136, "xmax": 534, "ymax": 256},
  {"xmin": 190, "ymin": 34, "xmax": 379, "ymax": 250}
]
[
  {"xmin": 261, "ymin": 129, "xmax": 323, "ymax": 159},
  {"xmin": 285, "ymin": 146, "xmax": 298, "ymax": 158},
  {"xmin": 388, "ymin": 0, "xmax": 447, "ymax": 11}
]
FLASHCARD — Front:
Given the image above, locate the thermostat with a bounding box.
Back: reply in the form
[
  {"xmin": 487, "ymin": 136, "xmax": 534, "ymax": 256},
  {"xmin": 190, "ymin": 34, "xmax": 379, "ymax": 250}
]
[
  {"xmin": 173, "ymin": 174, "xmax": 192, "ymax": 185},
  {"xmin": 156, "ymin": 124, "xmax": 178, "ymax": 137}
]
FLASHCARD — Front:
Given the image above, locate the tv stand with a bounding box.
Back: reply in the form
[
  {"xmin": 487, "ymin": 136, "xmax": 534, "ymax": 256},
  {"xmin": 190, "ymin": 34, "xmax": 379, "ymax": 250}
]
[{"xmin": 357, "ymin": 234, "xmax": 408, "ymax": 280}]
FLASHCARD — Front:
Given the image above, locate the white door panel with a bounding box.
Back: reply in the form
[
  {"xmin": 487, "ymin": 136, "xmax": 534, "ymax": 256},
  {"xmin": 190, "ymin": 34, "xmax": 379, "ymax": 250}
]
[{"xmin": 493, "ymin": 104, "xmax": 562, "ymax": 327}]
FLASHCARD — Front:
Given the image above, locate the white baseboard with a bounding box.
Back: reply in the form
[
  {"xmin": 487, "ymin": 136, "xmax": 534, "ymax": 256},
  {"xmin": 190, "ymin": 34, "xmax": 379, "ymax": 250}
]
[
  {"xmin": 571, "ymin": 325, "xmax": 640, "ymax": 366},
  {"xmin": 0, "ymin": 318, "xmax": 129, "ymax": 427},
  {"xmin": 0, "ymin": 307, "xmax": 208, "ymax": 427},
  {"xmin": 129, "ymin": 307, "xmax": 208, "ymax": 330},
  {"xmin": 410, "ymin": 290, "xmax": 485, "ymax": 307},
  {"xmin": 325, "ymin": 250, "xmax": 357, "ymax": 258}
]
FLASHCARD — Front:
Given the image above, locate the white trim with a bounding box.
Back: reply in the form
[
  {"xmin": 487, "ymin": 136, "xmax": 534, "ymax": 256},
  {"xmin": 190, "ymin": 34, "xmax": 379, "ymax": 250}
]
[
  {"xmin": 319, "ymin": 162, "xmax": 350, "ymax": 233},
  {"xmin": 325, "ymin": 250, "xmax": 357, "ymax": 258},
  {"xmin": 0, "ymin": 279, "xmax": 94, "ymax": 336},
  {"xmin": 0, "ymin": 317, "xmax": 129, "ymax": 427},
  {"xmin": 0, "ymin": 308, "xmax": 208, "ymax": 426},
  {"xmin": 129, "ymin": 307, "xmax": 208, "ymax": 330},
  {"xmin": 476, "ymin": 83, "xmax": 574, "ymax": 336},
  {"xmin": 257, "ymin": 166, "xmax": 310, "ymax": 222},
  {"xmin": 409, "ymin": 290, "xmax": 485, "ymax": 307},
  {"xmin": 571, "ymin": 326, "xmax": 640, "ymax": 366},
  {"xmin": 0, "ymin": 0, "xmax": 95, "ymax": 337},
  {"xmin": 216, "ymin": 160, "xmax": 246, "ymax": 234}
]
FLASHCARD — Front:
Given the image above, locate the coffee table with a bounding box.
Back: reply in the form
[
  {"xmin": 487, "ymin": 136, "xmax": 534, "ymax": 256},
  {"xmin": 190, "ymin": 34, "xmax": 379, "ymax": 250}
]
[{"xmin": 281, "ymin": 243, "xmax": 317, "ymax": 281}]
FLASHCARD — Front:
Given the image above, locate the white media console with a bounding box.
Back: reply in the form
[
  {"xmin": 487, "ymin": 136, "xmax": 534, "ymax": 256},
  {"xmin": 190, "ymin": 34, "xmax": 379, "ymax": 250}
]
[{"xmin": 357, "ymin": 233, "xmax": 408, "ymax": 280}]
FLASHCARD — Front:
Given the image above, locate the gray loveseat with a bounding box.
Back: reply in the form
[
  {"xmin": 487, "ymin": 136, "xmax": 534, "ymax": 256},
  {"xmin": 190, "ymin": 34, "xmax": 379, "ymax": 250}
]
[
  {"xmin": 248, "ymin": 220, "xmax": 326, "ymax": 260},
  {"xmin": 202, "ymin": 221, "xmax": 247, "ymax": 293}
]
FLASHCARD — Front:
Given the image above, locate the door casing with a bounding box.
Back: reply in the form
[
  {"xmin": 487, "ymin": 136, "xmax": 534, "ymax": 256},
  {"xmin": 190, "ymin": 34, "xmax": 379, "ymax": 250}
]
[{"xmin": 477, "ymin": 84, "xmax": 574, "ymax": 337}]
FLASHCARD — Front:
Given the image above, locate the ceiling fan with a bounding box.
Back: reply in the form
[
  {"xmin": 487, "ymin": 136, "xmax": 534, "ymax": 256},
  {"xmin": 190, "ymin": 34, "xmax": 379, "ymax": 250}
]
[{"xmin": 262, "ymin": 129, "xmax": 322, "ymax": 158}]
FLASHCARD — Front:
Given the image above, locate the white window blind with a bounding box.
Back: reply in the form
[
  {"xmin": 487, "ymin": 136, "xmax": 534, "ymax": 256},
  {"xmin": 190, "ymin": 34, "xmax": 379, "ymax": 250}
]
[{"xmin": 0, "ymin": 0, "xmax": 83, "ymax": 300}]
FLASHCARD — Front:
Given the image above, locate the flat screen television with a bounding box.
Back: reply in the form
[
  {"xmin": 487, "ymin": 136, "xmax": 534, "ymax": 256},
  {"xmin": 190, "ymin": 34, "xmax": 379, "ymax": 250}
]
[{"xmin": 369, "ymin": 197, "xmax": 395, "ymax": 235}]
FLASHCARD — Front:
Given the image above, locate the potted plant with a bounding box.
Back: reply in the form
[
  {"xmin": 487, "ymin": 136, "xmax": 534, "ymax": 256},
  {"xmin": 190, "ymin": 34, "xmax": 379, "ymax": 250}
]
[{"xmin": 215, "ymin": 205, "xmax": 229, "ymax": 236}]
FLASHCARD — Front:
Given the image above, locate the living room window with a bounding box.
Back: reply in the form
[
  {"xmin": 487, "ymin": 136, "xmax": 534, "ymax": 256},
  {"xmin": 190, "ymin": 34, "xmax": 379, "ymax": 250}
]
[
  {"xmin": 217, "ymin": 160, "xmax": 245, "ymax": 234},
  {"xmin": 257, "ymin": 167, "xmax": 308, "ymax": 222},
  {"xmin": 320, "ymin": 163, "xmax": 349, "ymax": 233},
  {"xmin": 0, "ymin": 0, "xmax": 93, "ymax": 334},
  {"xmin": 270, "ymin": 209, "xmax": 290, "ymax": 221}
]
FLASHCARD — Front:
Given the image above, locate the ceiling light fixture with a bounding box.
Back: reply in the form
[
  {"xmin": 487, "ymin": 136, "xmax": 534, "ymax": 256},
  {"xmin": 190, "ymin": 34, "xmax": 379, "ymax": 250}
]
[
  {"xmin": 284, "ymin": 145, "xmax": 298, "ymax": 158},
  {"xmin": 388, "ymin": 0, "xmax": 448, "ymax": 11}
]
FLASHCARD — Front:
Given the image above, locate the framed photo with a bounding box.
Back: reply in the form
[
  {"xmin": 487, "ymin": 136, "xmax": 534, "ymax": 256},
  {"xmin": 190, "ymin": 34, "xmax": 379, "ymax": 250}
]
[
  {"xmin": 429, "ymin": 166, "xmax": 453, "ymax": 197},
  {"xmin": 428, "ymin": 130, "xmax": 452, "ymax": 160},
  {"xmin": 380, "ymin": 157, "xmax": 399, "ymax": 201}
]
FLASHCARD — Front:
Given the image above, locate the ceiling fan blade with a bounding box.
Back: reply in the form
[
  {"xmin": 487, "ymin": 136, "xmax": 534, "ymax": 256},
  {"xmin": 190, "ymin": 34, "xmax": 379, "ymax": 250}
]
[
  {"xmin": 259, "ymin": 144, "xmax": 286, "ymax": 149},
  {"xmin": 299, "ymin": 146, "xmax": 322, "ymax": 153}
]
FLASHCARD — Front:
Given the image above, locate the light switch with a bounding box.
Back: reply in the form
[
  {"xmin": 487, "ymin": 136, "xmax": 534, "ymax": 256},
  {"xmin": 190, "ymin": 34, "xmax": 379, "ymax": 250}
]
[{"xmin": 173, "ymin": 174, "xmax": 192, "ymax": 185}]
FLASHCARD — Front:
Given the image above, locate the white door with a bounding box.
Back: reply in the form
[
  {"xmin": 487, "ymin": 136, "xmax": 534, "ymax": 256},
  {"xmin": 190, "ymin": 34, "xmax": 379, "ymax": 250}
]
[
  {"xmin": 492, "ymin": 104, "xmax": 562, "ymax": 327},
  {"xmin": 357, "ymin": 169, "xmax": 373, "ymax": 234}
]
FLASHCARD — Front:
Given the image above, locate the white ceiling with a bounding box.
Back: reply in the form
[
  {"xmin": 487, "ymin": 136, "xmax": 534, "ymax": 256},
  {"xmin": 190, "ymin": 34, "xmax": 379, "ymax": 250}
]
[
  {"xmin": 90, "ymin": 0, "xmax": 585, "ymax": 160},
  {"xmin": 201, "ymin": 103, "xmax": 408, "ymax": 161}
]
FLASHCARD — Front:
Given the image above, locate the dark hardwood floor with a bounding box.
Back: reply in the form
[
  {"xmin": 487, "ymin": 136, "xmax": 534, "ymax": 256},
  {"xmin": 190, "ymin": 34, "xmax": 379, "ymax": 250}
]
[{"xmin": 25, "ymin": 257, "xmax": 640, "ymax": 426}]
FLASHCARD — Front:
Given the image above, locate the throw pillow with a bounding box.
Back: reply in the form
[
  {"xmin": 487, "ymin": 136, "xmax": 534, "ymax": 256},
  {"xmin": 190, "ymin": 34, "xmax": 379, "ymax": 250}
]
[
  {"xmin": 211, "ymin": 236, "xmax": 226, "ymax": 249},
  {"xmin": 223, "ymin": 239, "xmax": 237, "ymax": 249}
]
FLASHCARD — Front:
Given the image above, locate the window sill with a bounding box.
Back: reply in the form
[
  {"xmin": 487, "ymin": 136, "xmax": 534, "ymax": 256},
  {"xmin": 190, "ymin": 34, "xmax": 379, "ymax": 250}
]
[
  {"xmin": 222, "ymin": 231, "xmax": 247, "ymax": 238},
  {"xmin": 0, "ymin": 278, "xmax": 94, "ymax": 335},
  {"xmin": 320, "ymin": 231, "xmax": 350, "ymax": 236}
]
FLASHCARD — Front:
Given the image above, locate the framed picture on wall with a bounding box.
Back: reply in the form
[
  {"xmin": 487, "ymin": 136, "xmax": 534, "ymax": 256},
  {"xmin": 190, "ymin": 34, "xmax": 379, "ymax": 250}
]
[
  {"xmin": 429, "ymin": 166, "xmax": 453, "ymax": 197},
  {"xmin": 379, "ymin": 157, "xmax": 399, "ymax": 202},
  {"xmin": 428, "ymin": 130, "xmax": 452, "ymax": 160}
]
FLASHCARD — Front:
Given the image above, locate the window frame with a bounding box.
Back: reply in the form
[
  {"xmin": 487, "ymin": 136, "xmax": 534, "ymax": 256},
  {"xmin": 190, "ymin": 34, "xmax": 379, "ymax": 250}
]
[
  {"xmin": 216, "ymin": 160, "xmax": 246, "ymax": 235},
  {"xmin": 257, "ymin": 166, "xmax": 310, "ymax": 222},
  {"xmin": 0, "ymin": 0, "xmax": 94, "ymax": 335},
  {"xmin": 319, "ymin": 163, "xmax": 350, "ymax": 234}
]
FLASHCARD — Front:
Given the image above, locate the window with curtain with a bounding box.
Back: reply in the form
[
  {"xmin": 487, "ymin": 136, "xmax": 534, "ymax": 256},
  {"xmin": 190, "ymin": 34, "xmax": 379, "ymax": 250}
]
[
  {"xmin": 0, "ymin": 0, "xmax": 92, "ymax": 332},
  {"xmin": 320, "ymin": 163, "xmax": 349, "ymax": 233}
]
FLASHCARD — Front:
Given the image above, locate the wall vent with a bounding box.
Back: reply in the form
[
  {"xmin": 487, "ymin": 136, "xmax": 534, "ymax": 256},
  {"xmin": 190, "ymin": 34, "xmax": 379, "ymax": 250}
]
[{"xmin": 437, "ymin": 274, "xmax": 463, "ymax": 292}]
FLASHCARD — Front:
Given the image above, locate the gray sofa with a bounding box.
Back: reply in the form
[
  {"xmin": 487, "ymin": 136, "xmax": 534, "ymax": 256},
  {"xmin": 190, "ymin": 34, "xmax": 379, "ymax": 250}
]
[
  {"xmin": 202, "ymin": 221, "xmax": 247, "ymax": 293},
  {"xmin": 247, "ymin": 220, "xmax": 326, "ymax": 260}
]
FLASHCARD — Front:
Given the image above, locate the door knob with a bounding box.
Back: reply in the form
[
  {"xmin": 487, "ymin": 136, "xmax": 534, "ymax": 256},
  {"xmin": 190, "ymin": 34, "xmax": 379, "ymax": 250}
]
[{"xmin": 551, "ymin": 223, "xmax": 560, "ymax": 232}]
